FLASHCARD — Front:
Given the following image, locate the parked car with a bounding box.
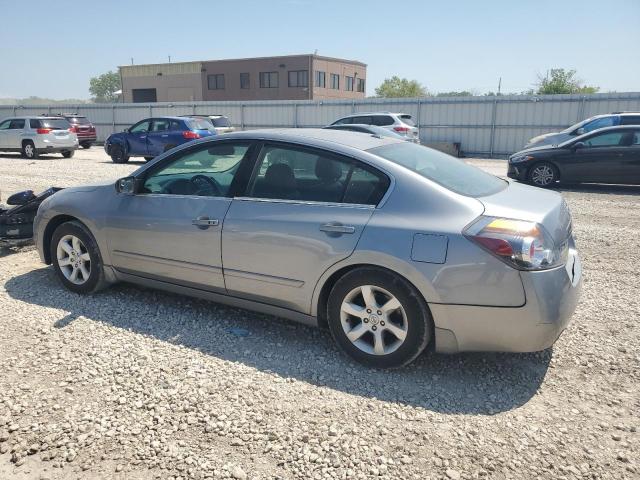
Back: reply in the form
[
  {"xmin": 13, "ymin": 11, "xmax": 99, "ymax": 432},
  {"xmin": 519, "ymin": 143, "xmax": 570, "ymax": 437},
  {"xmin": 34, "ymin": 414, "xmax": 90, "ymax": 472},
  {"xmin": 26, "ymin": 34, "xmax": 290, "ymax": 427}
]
[
  {"xmin": 323, "ymin": 123, "xmax": 408, "ymax": 140},
  {"xmin": 34, "ymin": 129, "xmax": 581, "ymax": 368},
  {"xmin": 0, "ymin": 116, "xmax": 78, "ymax": 159},
  {"xmin": 525, "ymin": 112, "xmax": 640, "ymax": 149},
  {"xmin": 54, "ymin": 113, "xmax": 97, "ymax": 149},
  {"xmin": 104, "ymin": 116, "xmax": 216, "ymax": 163},
  {"xmin": 182, "ymin": 115, "xmax": 235, "ymax": 134},
  {"xmin": 509, "ymin": 125, "xmax": 640, "ymax": 187},
  {"xmin": 330, "ymin": 112, "xmax": 420, "ymax": 143}
]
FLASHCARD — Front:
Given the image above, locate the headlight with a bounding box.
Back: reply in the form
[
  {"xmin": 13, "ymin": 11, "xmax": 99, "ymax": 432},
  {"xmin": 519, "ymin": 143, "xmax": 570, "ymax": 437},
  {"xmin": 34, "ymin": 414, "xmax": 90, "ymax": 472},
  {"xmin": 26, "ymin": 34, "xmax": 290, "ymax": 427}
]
[
  {"xmin": 509, "ymin": 154, "xmax": 534, "ymax": 164},
  {"xmin": 464, "ymin": 216, "xmax": 568, "ymax": 270}
]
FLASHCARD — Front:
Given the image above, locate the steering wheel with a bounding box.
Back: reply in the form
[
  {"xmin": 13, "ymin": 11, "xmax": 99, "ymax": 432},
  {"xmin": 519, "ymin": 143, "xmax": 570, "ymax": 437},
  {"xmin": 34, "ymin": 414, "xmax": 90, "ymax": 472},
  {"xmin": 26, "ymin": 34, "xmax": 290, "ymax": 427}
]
[{"xmin": 190, "ymin": 174, "xmax": 222, "ymax": 196}]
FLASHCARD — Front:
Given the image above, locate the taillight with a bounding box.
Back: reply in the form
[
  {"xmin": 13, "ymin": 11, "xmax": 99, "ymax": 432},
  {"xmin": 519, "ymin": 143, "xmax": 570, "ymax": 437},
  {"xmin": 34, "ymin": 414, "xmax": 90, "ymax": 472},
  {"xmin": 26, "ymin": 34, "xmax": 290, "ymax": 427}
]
[
  {"xmin": 182, "ymin": 131, "xmax": 200, "ymax": 139},
  {"xmin": 68, "ymin": 126, "xmax": 78, "ymax": 133},
  {"xmin": 394, "ymin": 126, "xmax": 410, "ymax": 133},
  {"xmin": 36, "ymin": 128, "xmax": 52, "ymax": 134},
  {"xmin": 464, "ymin": 216, "xmax": 568, "ymax": 270},
  {"xmin": 89, "ymin": 126, "xmax": 95, "ymax": 132}
]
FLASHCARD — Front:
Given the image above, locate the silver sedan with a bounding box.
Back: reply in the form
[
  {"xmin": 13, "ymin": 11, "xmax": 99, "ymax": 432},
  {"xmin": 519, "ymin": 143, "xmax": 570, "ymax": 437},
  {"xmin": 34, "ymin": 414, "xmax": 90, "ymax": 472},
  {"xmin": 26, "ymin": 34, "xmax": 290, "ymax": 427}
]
[{"xmin": 34, "ymin": 129, "xmax": 582, "ymax": 368}]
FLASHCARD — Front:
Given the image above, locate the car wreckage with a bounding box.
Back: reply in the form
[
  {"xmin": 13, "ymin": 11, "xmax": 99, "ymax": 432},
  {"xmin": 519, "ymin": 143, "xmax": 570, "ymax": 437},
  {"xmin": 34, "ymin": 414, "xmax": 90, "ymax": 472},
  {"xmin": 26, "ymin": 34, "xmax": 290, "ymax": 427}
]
[{"xmin": 0, "ymin": 188, "xmax": 62, "ymax": 246}]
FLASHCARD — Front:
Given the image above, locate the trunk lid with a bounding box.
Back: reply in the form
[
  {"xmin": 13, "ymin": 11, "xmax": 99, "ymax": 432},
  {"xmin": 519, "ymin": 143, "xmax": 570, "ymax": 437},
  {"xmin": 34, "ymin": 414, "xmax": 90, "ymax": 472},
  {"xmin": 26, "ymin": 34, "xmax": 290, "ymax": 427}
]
[{"xmin": 477, "ymin": 181, "xmax": 572, "ymax": 244}]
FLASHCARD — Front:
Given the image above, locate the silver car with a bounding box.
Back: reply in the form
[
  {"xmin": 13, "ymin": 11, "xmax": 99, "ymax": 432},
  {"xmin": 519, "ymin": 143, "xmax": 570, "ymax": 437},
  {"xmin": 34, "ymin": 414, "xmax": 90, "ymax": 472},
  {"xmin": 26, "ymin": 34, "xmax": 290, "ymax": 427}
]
[
  {"xmin": 0, "ymin": 116, "xmax": 79, "ymax": 159},
  {"xmin": 330, "ymin": 112, "xmax": 420, "ymax": 143},
  {"xmin": 34, "ymin": 129, "xmax": 581, "ymax": 368}
]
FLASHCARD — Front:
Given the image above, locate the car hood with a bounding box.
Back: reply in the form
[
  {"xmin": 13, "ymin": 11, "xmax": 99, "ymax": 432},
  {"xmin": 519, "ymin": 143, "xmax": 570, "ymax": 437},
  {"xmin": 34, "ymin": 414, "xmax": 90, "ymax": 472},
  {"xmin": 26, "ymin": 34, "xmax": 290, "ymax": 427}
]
[
  {"xmin": 478, "ymin": 181, "xmax": 572, "ymax": 244},
  {"xmin": 510, "ymin": 143, "xmax": 559, "ymax": 158}
]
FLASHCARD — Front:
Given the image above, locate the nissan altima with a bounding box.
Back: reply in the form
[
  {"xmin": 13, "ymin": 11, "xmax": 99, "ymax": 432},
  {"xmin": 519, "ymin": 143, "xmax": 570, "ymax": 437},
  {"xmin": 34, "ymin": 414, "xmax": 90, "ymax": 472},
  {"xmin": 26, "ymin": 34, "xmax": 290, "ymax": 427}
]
[{"xmin": 34, "ymin": 129, "xmax": 581, "ymax": 368}]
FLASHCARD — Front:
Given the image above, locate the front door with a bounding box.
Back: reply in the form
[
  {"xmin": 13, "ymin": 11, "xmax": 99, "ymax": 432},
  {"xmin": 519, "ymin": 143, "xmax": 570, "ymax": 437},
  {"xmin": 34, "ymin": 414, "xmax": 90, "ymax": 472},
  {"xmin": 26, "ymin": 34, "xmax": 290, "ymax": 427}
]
[
  {"xmin": 222, "ymin": 142, "xmax": 390, "ymax": 313},
  {"xmin": 126, "ymin": 119, "xmax": 151, "ymax": 156},
  {"xmin": 104, "ymin": 140, "xmax": 255, "ymax": 291},
  {"xmin": 562, "ymin": 130, "xmax": 632, "ymax": 183},
  {"xmin": 0, "ymin": 119, "xmax": 11, "ymax": 148}
]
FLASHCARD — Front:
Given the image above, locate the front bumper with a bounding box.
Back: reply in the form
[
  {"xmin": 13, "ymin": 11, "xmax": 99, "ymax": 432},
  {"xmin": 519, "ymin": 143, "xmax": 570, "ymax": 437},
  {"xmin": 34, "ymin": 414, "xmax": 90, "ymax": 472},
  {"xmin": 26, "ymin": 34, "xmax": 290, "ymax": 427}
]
[
  {"xmin": 507, "ymin": 163, "xmax": 529, "ymax": 181},
  {"xmin": 431, "ymin": 247, "xmax": 582, "ymax": 353}
]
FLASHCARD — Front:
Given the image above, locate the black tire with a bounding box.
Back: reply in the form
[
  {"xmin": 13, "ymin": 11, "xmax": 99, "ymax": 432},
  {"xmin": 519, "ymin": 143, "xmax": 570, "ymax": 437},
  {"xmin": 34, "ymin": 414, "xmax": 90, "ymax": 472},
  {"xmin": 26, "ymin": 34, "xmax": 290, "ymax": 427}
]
[
  {"xmin": 50, "ymin": 221, "xmax": 108, "ymax": 294},
  {"xmin": 528, "ymin": 162, "xmax": 558, "ymax": 188},
  {"xmin": 22, "ymin": 141, "xmax": 38, "ymax": 159},
  {"xmin": 62, "ymin": 150, "xmax": 74, "ymax": 158},
  {"xmin": 144, "ymin": 156, "xmax": 154, "ymax": 162},
  {"xmin": 110, "ymin": 144, "xmax": 129, "ymax": 164},
  {"xmin": 80, "ymin": 142, "xmax": 92, "ymax": 149},
  {"xmin": 327, "ymin": 267, "xmax": 432, "ymax": 369}
]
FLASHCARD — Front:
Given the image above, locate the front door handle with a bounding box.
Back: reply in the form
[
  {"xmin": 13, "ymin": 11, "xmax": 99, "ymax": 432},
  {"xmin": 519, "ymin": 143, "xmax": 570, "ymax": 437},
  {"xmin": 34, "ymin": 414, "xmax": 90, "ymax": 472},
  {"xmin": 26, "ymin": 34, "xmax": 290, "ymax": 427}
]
[
  {"xmin": 320, "ymin": 222, "xmax": 356, "ymax": 235},
  {"xmin": 192, "ymin": 216, "xmax": 219, "ymax": 229}
]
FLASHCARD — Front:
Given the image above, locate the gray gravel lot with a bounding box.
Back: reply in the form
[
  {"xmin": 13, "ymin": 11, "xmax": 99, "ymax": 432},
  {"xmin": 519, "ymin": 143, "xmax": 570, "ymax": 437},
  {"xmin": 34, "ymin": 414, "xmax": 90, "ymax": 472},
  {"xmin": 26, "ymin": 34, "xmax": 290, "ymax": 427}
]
[{"xmin": 0, "ymin": 148, "xmax": 638, "ymax": 480}]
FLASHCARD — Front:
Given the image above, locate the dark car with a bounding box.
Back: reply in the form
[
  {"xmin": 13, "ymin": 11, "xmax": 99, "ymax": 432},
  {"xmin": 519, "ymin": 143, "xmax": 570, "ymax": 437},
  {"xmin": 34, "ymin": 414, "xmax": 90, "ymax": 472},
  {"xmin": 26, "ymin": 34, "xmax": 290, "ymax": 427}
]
[
  {"xmin": 104, "ymin": 116, "xmax": 216, "ymax": 163},
  {"xmin": 508, "ymin": 125, "xmax": 640, "ymax": 187},
  {"xmin": 55, "ymin": 113, "xmax": 97, "ymax": 149}
]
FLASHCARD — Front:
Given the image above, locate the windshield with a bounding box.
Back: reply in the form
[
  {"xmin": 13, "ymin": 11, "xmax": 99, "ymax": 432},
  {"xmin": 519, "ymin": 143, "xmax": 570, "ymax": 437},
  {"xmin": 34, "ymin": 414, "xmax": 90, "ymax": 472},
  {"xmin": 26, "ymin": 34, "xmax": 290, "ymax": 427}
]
[
  {"xmin": 68, "ymin": 116, "xmax": 90, "ymax": 125},
  {"xmin": 369, "ymin": 142, "xmax": 507, "ymax": 197},
  {"xmin": 211, "ymin": 117, "xmax": 231, "ymax": 127}
]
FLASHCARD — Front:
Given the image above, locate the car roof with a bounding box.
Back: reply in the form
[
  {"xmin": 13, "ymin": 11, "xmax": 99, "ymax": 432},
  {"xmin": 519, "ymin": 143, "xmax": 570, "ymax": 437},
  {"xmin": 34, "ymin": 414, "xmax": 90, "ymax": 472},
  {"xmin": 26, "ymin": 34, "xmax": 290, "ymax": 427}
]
[
  {"xmin": 558, "ymin": 124, "xmax": 640, "ymax": 146},
  {"xmin": 4, "ymin": 116, "xmax": 69, "ymax": 120},
  {"xmin": 212, "ymin": 128, "xmax": 404, "ymax": 150},
  {"xmin": 340, "ymin": 112, "xmax": 408, "ymax": 117}
]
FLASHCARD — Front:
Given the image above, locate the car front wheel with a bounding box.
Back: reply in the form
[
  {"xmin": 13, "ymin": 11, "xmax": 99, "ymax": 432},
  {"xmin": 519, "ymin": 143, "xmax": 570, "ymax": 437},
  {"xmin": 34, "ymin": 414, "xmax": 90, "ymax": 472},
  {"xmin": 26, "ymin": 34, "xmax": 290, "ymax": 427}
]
[
  {"xmin": 110, "ymin": 145, "xmax": 129, "ymax": 164},
  {"xmin": 62, "ymin": 150, "xmax": 74, "ymax": 158},
  {"xmin": 50, "ymin": 221, "xmax": 107, "ymax": 294},
  {"xmin": 528, "ymin": 162, "xmax": 558, "ymax": 187},
  {"xmin": 327, "ymin": 267, "xmax": 432, "ymax": 368}
]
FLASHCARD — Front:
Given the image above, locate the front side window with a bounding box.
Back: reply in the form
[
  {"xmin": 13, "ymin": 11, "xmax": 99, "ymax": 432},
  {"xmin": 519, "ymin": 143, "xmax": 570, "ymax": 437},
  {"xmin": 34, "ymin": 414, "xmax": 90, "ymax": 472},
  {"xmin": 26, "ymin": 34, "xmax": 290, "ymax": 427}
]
[
  {"xmin": 247, "ymin": 144, "xmax": 389, "ymax": 205},
  {"xmin": 352, "ymin": 116, "xmax": 373, "ymax": 125},
  {"xmin": 130, "ymin": 120, "xmax": 151, "ymax": 133},
  {"xmin": 370, "ymin": 142, "xmax": 506, "ymax": 198},
  {"xmin": 315, "ymin": 71, "xmax": 326, "ymax": 88},
  {"xmin": 330, "ymin": 73, "xmax": 340, "ymax": 90},
  {"xmin": 288, "ymin": 70, "xmax": 309, "ymax": 87},
  {"xmin": 260, "ymin": 72, "xmax": 278, "ymax": 88},
  {"xmin": 0, "ymin": 119, "xmax": 11, "ymax": 130},
  {"xmin": 583, "ymin": 131, "xmax": 627, "ymax": 147},
  {"xmin": 142, "ymin": 142, "xmax": 252, "ymax": 197},
  {"xmin": 345, "ymin": 76, "xmax": 354, "ymax": 91},
  {"xmin": 240, "ymin": 73, "xmax": 250, "ymax": 89},
  {"xmin": 207, "ymin": 74, "xmax": 225, "ymax": 90}
]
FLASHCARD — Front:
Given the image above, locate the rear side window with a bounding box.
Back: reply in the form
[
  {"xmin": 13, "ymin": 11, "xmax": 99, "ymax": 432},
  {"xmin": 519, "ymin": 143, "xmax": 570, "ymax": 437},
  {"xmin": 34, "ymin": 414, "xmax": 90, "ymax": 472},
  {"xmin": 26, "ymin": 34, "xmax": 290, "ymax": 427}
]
[
  {"xmin": 372, "ymin": 115, "xmax": 394, "ymax": 126},
  {"xmin": 30, "ymin": 119, "xmax": 41, "ymax": 129},
  {"xmin": 248, "ymin": 144, "xmax": 389, "ymax": 205},
  {"xmin": 352, "ymin": 116, "xmax": 373, "ymax": 125},
  {"xmin": 399, "ymin": 115, "xmax": 415, "ymax": 126},
  {"xmin": 370, "ymin": 142, "xmax": 506, "ymax": 197},
  {"xmin": 152, "ymin": 119, "xmax": 170, "ymax": 132}
]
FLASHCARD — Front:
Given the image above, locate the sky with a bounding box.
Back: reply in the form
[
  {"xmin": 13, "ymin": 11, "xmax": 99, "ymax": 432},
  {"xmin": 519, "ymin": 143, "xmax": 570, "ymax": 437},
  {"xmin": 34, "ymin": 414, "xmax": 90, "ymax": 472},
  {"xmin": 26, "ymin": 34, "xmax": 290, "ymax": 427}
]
[{"xmin": 0, "ymin": 0, "xmax": 638, "ymax": 99}]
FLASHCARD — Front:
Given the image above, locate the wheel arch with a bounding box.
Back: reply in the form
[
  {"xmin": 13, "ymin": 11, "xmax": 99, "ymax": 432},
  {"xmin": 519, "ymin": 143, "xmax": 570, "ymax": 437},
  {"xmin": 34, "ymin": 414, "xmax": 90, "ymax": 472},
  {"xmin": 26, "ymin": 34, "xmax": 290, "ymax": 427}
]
[{"xmin": 41, "ymin": 215, "xmax": 84, "ymax": 264}]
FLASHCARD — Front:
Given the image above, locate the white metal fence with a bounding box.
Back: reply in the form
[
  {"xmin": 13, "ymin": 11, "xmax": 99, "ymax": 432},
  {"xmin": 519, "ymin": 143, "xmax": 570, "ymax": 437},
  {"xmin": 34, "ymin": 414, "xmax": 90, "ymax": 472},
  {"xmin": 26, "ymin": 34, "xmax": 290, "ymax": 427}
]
[{"xmin": 2, "ymin": 92, "xmax": 639, "ymax": 157}]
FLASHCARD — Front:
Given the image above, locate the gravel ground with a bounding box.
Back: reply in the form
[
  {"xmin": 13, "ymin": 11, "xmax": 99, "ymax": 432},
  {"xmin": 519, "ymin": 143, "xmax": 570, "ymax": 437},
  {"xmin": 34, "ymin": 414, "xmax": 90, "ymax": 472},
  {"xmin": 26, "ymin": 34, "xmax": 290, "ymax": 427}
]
[{"xmin": 0, "ymin": 149, "xmax": 638, "ymax": 480}]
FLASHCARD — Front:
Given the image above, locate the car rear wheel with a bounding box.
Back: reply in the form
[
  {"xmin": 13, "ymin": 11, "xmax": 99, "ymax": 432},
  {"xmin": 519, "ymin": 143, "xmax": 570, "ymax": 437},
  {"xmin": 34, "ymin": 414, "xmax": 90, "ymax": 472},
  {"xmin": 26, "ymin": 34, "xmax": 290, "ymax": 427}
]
[
  {"xmin": 110, "ymin": 145, "xmax": 129, "ymax": 164},
  {"xmin": 50, "ymin": 221, "xmax": 107, "ymax": 294},
  {"xmin": 22, "ymin": 141, "xmax": 38, "ymax": 159},
  {"xmin": 327, "ymin": 267, "xmax": 432, "ymax": 368},
  {"xmin": 62, "ymin": 150, "xmax": 74, "ymax": 158},
  {"xmin": 528, "ymin": 162, "xmax": 558, "ymax": 187},
  {"xmin": 80, "ymin": 142, "xmax": 92, "ymax": 149}
]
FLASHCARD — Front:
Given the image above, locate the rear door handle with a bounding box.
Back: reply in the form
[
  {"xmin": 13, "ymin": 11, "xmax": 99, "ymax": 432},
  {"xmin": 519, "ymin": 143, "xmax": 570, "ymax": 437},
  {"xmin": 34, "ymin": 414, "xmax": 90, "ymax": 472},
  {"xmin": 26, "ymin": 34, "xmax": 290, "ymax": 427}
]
[
  {"xmin": 192, "ymin": 216, "xmax": 219, "ymax": 229},
  {"xmin": 320, "ymin": 223, "xmax": 356, "ymax": 234},
  {"xmin": 161, "ymin": 134, "xmax": 168, "ymax": 137}
]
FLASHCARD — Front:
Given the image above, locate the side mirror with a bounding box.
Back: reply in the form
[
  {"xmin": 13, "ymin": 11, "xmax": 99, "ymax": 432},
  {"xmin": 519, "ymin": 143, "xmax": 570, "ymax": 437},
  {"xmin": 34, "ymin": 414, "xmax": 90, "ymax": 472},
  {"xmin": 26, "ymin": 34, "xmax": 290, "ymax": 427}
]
[
  {"xmin": 576, "ymin": 128, "xmax": 585, "ymax": 135},
  {"xmin": 123, "ymin": 128, "xmax": 129, "ymax": 133},
  {"xmin": 572, "ymin": 142, "xmax": 586, "ymax": 151},
  {"xmin": 115, "ymin": 176, "xmax": 136, "ymax": 194}
]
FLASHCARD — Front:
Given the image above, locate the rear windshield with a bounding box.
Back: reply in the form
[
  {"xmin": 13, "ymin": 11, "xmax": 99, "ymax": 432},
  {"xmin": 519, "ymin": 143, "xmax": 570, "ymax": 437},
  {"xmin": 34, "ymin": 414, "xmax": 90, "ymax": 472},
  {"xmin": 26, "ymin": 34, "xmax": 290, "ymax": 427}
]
[
  {"xmin": 39, "ymin": 118, "xmax": 70, "ymax": 129},
  {"xmin": 187, "ymin": 119, "xmax": 214, "ymax": 130},
  {"xmin": 399, "ymin": 115, "xmax": 415, "ymax": 126},
  {"xmin": 211, "ymin": 117, "xmax": 231, "ymax": 127},
  {"xmin": 67, "ymin": 116, "xmax": 90, "ymax": 125},
  {"xmin": 369, "ymin": 142, "xmax": 506, "ymax": 197}
]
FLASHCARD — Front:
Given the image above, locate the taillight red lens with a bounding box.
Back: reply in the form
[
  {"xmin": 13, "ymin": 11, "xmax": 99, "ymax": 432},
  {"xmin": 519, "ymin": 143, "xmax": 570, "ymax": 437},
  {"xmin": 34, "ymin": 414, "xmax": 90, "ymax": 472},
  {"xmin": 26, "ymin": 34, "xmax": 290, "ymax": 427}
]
[
  {"xmin": 472, "ymin": 236, "xmax": 514, "ymax": 257},
  {"xmin": 68, "ymin": 126, "xmax": 78, "ymax": 133},
  {"xmin": 36, "ymin": 128, "xmax": 52, "ymax": 134},
  {"xmin": 394, "ymin": 126, "xmax": 410, "ymax": 132},
  {"xmin": 182, "ymin": 131, "xmax": 200, "ymax": 139}
]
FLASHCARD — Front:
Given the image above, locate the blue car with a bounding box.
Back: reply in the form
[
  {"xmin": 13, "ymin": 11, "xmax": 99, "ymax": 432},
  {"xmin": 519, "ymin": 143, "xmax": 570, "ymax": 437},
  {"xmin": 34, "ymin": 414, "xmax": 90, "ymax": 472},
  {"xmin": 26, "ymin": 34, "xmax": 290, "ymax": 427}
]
[{"xmin": 105, "ymin": 116, "xmax": 215, "ymax": 163}]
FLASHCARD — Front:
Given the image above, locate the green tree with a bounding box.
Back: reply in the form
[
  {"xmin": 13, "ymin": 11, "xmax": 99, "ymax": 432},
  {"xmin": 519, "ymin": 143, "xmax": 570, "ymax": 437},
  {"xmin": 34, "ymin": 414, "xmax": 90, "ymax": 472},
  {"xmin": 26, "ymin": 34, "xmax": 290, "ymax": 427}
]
[
  {"xmin": 89, "ymin": 71, "xmax": 121, "ymax": 103},
  {"xmin": 436, "ymin": 91, "xmax": 474, "ymax": 97},
  {"xmin": 374, "ymin": 76, "xmax": 428, "ymax": 98},
  {"xmin": 536, "ymin": 69, "xmax": 599, "ymax": 95}
]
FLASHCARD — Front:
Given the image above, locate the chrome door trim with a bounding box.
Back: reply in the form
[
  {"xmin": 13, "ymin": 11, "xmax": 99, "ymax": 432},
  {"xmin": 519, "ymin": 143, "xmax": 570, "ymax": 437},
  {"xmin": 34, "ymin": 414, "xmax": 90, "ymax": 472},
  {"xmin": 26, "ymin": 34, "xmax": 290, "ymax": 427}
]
[{"xmin": 233, "ymin": 196, "xmax": 376, "ymax": 209}]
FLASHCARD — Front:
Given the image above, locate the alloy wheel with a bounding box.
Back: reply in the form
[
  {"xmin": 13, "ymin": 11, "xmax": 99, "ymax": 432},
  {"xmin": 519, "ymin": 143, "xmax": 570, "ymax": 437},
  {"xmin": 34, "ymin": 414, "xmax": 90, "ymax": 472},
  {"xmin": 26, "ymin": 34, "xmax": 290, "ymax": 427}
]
[
  {"xmin": 340, "ymin": 285, "xmax": 408, "ymax": 355},
  {"xmin": 56, "ymin": 234, "xmax": 91, "ymax": 285},
  {"xmin": 531, "ymin": 164, "xmax": 555, "ymax": 186},
  {"xmin": 25, "ymin": 144, "xmax": 35, "ymax": 158}
]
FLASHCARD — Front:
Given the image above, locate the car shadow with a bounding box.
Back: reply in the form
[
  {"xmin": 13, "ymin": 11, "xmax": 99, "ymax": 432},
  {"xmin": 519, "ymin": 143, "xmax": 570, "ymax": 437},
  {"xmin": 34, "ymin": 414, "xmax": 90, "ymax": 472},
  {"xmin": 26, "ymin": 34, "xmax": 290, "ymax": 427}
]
[
  {"xmin": 0, "ymin": 153, "xmax": 61, "ymax": 160},
  {"xmin": 5, "ymin": 267, "xmax": 552, "ymax": 415},
  {"xmin": 557, "ymin": 183, "xmax": 640, "ymax": 196}
]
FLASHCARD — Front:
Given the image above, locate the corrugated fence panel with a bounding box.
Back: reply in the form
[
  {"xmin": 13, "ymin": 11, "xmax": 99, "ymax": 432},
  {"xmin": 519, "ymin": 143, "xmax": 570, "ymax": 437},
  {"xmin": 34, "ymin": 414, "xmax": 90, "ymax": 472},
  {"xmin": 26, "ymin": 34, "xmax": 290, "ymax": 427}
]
[{"xmin": 1, "ymin": 92, "xmax": 639, "ymax": 156}]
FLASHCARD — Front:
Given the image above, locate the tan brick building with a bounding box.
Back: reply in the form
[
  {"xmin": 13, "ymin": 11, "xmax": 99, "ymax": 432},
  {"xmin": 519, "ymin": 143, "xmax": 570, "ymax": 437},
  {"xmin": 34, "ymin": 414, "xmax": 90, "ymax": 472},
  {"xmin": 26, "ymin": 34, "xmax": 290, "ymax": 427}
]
[{"xmin": 119, "ymin": 54, "xmax": 366, "ymax": 103}]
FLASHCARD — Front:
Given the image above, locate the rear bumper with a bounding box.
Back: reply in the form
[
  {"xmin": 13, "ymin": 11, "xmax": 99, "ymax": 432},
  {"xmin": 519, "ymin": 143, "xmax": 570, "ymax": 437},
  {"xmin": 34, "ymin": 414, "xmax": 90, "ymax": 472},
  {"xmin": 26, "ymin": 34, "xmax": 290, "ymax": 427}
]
[
  {"xmin": 77, "ymin": 135, "xmax": 97, "ymax": 142},
  {"xmin": 36, "ymin": 145, "xmax": 78, "ymax": 153},
  {"xmin": 431, "ymin": 247, "xmax": 582, "ymax": 353}
]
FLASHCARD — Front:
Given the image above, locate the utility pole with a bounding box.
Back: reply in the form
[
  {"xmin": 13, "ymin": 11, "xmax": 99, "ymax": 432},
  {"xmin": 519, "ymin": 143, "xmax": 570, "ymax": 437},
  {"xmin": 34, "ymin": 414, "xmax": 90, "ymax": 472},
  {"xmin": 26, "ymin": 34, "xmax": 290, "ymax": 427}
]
[
  {"xmin": 130, "ymin": 57, "xmax": 134, "ymax": 65},
  {"xmin": 497, "ymin": 77, "xmax": 502, "ymax": 96},
  {"xmin": 168, "ymin": 55, "xmax": 171, "ymax": 63}
]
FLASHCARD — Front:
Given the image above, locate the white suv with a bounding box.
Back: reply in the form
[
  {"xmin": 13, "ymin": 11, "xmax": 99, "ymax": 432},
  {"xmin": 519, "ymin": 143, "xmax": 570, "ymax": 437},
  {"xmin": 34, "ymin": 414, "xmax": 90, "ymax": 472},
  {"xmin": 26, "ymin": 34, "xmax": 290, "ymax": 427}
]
[
  {"xmin": 330, "ymin": 112, "xmax": 420, "ymax": 143},
  {"xmin": 0, "ymin": 116, "xmax": 79, "ymax": 159}
]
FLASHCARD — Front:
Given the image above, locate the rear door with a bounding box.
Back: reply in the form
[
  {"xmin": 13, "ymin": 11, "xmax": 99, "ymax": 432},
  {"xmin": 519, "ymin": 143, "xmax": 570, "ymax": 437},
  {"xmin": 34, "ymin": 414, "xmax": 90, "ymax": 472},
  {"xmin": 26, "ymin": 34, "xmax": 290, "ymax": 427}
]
[
  {"xmin": 221, "ymin": 142, "xmax": 390, "ymax": 313},
  {"xmin": 619, "ymin": 129, "xmax": 640, "ymax": 184},
  {"xmin": 147, "ymin": 118, "xmax": 171, "ymax": 157},
  {"xmin": 126, "ymin": 119, "xmax": 151, "ymax": 155}
]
